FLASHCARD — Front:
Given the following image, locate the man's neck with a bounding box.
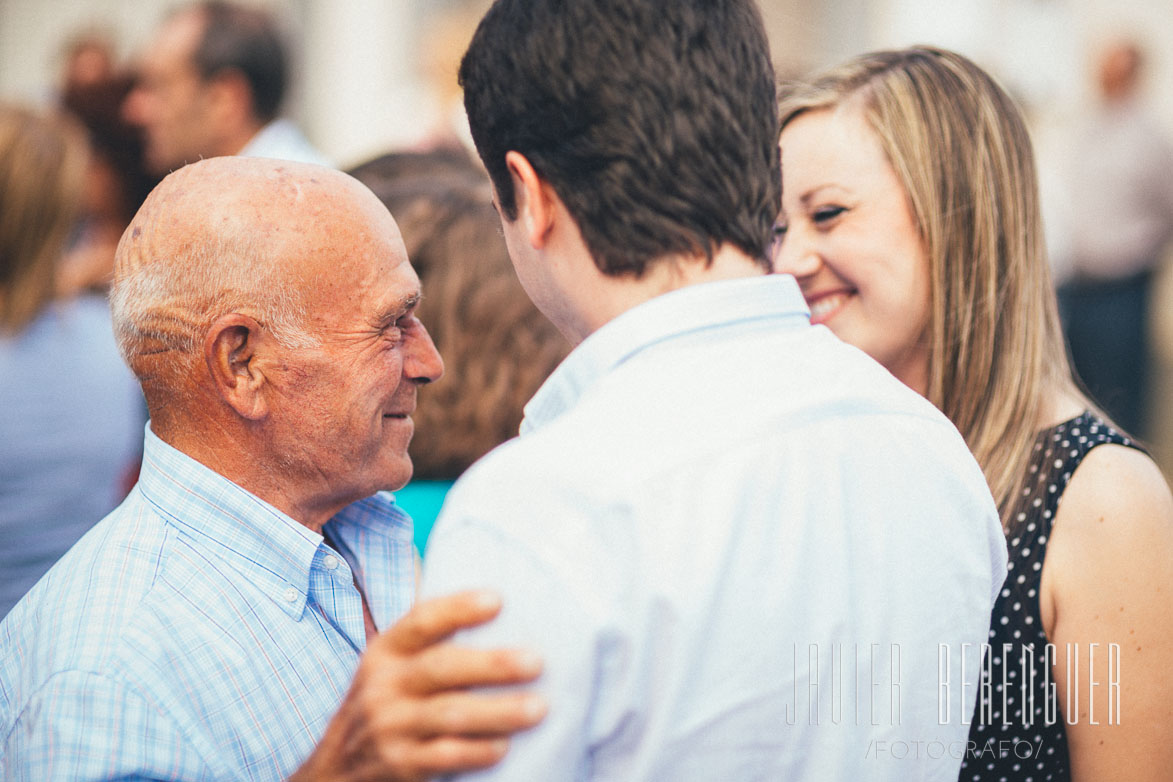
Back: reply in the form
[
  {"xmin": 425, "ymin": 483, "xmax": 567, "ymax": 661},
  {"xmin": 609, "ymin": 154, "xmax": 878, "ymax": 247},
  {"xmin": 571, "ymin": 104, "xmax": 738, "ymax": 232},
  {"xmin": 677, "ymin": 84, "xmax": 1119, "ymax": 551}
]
[
  {"xmin": 156, "ymin": 417, "xmax": 341, "ymax": 534},
  {"xmin": 568, "ymin": 244, "xmax": 766, "ymax": 345}
]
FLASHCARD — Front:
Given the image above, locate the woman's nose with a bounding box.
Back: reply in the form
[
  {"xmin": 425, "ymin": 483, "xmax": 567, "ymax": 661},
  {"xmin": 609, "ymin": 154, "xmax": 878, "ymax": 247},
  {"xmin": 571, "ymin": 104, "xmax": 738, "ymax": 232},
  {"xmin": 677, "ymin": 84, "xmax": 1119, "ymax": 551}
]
[{"xmin": 771, "ymin": 228, "xmax": 823, "ymax": 279}]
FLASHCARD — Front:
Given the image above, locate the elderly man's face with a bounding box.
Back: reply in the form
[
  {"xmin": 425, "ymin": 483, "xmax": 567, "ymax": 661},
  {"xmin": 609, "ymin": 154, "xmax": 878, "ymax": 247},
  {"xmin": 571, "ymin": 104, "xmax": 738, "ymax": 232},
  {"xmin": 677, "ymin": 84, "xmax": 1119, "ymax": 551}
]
[
  {"xmin": 269, "ymin": 191, "xmax": 444, "ymax": 509},
  {"xmin": 123, "ymin": 10, "xmax": 219, "ymax": 174}
]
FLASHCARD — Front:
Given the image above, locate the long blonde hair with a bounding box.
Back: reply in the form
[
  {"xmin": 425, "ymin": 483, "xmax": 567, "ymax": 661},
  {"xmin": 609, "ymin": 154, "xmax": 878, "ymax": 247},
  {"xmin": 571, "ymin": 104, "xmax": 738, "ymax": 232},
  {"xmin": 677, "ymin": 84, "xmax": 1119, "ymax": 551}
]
[
  {"xmin": 0, "ymin": 104, "xmax": 88, "ymax": 334},
  {"xmin": 778, "ymin": 47, "xmax": 1081, "ymax": 527}
]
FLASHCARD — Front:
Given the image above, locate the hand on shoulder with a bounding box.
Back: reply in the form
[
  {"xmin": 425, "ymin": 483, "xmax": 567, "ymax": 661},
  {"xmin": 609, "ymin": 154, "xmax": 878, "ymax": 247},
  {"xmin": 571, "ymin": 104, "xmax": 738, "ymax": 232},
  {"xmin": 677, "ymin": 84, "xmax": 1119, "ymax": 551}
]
[{"xmin": 291, "ymin": 591, "xmax": 546, "ymax": 782}]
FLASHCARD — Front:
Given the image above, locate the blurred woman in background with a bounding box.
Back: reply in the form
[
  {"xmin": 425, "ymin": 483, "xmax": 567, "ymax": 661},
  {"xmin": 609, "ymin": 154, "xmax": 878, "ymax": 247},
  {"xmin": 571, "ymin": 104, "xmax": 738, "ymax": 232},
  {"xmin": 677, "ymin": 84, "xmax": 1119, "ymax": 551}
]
[
  {"xmin": 58, "ymin": 73, "xmax": 159, "ymax": 295},
  {"xmin": 0, "ymin": 103, "xmax": 144, "ymax": 617},
  {"xmin": 773, "ymin": 47, "xmax": 1173, "ymax": 781}
]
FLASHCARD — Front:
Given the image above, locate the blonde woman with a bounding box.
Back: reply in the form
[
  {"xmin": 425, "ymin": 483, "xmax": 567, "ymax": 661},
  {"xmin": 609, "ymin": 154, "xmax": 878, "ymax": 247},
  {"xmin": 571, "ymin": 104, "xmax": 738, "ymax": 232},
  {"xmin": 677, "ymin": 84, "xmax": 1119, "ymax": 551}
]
[
  {"xmin": 0, "ymin": 104, "xmax": 143, "ymax": 617},
  {"xmin": 773, "ymin": 47, "xmax": 1173, "ymax": 781}
]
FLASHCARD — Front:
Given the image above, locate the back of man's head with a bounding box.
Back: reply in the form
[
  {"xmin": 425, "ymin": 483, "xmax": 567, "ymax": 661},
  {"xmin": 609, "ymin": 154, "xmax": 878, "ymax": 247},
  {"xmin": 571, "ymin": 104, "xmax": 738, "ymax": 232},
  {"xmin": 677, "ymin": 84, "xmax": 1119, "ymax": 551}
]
[
  {"xmin": 189, "ymin": 0, "xmax": 287, "ymax": 124},
  {"xmin": 459, "ymin": 0, "xmax": 781, "ymax": 278}
]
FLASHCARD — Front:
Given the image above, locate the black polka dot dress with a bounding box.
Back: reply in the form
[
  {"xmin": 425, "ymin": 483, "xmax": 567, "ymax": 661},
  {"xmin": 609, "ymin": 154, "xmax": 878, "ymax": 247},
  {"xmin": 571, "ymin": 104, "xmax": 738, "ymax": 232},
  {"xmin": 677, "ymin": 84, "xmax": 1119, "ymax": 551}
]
[{"xmin": 959, "ymin": 411, "xmax": 1138, "ymax": 782}]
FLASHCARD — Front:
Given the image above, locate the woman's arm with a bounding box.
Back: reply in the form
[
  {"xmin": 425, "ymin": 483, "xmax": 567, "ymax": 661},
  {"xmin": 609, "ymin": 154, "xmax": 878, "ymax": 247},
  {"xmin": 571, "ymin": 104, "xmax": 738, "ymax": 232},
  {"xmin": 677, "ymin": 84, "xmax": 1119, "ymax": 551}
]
[{"xmin": 1043, "ymin": 443, "xmax": 1173, "ymax": 781}]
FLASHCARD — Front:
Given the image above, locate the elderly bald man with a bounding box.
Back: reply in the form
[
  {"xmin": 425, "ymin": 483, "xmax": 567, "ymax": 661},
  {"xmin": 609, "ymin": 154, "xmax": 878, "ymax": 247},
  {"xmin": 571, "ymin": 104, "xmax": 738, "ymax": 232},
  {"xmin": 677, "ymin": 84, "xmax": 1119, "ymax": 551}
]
[{"xmin": 0, "ymin": 158, "xmax": 543, "ymax": 781}]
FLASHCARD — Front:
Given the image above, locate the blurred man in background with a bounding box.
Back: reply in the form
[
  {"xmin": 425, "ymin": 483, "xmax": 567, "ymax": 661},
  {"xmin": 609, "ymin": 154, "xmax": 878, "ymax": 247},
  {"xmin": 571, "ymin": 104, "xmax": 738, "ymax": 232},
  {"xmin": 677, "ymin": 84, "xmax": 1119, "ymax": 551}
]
[
  {"xmin": 1056, "ymin": 38, "xmax": 1173, "ymax": 438},
  {"xmin": 123, "ymin": 0, "xmax": 329, "ymax": 173}
]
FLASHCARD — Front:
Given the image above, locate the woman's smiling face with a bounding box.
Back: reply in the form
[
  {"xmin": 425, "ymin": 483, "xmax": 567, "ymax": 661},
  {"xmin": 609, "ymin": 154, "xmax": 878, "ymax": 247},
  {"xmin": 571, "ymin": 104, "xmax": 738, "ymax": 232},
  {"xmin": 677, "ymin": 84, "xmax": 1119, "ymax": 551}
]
[{"xmin": 772, "ymin": 105, "xmax": 933, "ymax": 395}]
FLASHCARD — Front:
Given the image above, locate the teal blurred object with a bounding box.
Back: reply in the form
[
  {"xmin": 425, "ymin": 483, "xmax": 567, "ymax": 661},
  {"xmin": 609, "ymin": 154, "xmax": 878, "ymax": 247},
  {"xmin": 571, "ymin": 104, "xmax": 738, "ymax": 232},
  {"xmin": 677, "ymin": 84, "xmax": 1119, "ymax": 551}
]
[{"xmin": 393, "ymin": 480, "xmax": 454, "ymax": 556}]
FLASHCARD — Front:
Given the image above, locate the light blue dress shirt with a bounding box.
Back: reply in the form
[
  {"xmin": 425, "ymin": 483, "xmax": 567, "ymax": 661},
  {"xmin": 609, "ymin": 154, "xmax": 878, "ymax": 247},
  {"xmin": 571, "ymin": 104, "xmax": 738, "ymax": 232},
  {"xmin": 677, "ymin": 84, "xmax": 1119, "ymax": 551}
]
[
  {"xmin": 0, "ymin": 426, "xmax": 415, "ymax": 780},
  {"xmin": 422, "ymin": 275, "xmax": 1008, "ymax": 781}
]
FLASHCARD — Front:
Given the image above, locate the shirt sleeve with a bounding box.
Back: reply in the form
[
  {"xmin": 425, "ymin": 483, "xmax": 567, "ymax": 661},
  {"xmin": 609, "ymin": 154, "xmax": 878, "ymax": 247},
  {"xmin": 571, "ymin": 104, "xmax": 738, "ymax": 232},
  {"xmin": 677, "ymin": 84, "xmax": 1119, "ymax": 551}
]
[
  {"xmin": 3, "ymin": 670, "xmax": 216, "ymax": 781},
  {"xmin": 421, "ymin": 515, "xmax": 605, "ymax": 782}
]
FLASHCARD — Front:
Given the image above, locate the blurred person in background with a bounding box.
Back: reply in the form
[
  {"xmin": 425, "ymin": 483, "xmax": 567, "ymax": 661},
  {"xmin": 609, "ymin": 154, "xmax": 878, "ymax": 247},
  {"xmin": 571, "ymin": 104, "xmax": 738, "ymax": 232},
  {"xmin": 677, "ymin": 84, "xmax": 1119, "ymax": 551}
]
[
  {"xmin": 0, "ymin": 103, "xmax": 144, "ymax": 618},
  {"xmin": 350, "ymin": 147, "xmax": 487, "ymax": 206},
  {"xmin": 57, "ymin": 29, "xmax": 116, "ymax": 94},
  {"xmin": 774, "ymin": 46, "xmax": 1173, "ymax": 781},
  {"xmin": 123, "ymin": 0, "xmax": 329, "ymax": 173},
  {"xmin": 350, "ymin": 149, "xmax": 568, "ymax": 553},
  {"xmin": 1054, "ymin": 38, "xmax": 1173, "ymax": 440},
  {"xmin": 59, "ymin": 73, "xmax": 160, "ymax": 295}
]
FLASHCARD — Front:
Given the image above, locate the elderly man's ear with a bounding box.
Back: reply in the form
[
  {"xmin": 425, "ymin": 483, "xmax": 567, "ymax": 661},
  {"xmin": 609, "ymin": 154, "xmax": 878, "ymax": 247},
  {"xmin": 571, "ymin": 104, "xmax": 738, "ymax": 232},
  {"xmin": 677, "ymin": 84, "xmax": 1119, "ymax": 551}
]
[{"xmin": 204, "ymin": 314, "xmax": 272, "ymax": 421}]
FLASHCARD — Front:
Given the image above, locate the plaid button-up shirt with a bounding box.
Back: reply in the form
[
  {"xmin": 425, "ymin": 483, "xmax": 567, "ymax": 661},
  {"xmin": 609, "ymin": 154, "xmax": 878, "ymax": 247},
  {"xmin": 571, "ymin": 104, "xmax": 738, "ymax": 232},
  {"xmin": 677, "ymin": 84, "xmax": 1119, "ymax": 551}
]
[{"xmin": 0, "ymin": 426, "xmax": 415, "ymax": 780}]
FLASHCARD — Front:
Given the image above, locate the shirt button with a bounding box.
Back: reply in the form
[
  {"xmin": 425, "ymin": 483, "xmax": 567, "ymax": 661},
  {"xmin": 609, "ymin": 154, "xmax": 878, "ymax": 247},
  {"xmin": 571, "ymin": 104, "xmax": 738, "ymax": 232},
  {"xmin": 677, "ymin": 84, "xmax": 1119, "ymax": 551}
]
[
  {"xmin": 323, "ymin": 554, "xmax": 340, "ymax": 571},
  {"xmin": 283, "ymin": 587, "xmax": 299, "ymax": 603}
]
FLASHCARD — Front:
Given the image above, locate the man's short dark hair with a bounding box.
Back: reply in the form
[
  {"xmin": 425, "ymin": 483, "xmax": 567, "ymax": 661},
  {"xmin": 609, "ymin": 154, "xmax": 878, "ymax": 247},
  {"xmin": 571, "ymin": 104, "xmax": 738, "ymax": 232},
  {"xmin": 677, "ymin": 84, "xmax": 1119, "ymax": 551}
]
[
  {"xmin": 459, "ymin": 0, "xmax": 781, "ymax": 277},
  {"xmin": 190, "ymin": 1, "xmax": 287, "ymax": 124}
]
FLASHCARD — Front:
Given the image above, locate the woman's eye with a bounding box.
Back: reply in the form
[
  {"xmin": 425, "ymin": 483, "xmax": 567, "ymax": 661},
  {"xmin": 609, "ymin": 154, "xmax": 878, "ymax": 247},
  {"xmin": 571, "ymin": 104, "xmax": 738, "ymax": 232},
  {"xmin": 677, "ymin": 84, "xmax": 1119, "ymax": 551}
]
[
  {"xmin": 768, "ymin": 223, "xmax": 788, "ymax": 256},
  {"xmin": 813, "ymin": 205, "xmax": 845, "ymax": 223}
]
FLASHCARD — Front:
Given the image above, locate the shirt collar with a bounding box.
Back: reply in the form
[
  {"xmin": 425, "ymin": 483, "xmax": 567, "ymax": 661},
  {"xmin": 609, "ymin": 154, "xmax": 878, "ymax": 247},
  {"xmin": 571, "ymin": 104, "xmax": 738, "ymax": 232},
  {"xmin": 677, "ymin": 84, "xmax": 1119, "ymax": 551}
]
[
  {"xmin": 136, "ymin": 426, "xmax": 408, "ymax": 620},
  {"xmin": 325, "ymin": 491, "xmax": 414, "ymax": 630},
  {"xmin": 239, "ymin": 119, "xmax": 293, "ymax": 156},
  {"xmin": 521, "ymin": 274, "xmax": 810, "ymax": 434}
]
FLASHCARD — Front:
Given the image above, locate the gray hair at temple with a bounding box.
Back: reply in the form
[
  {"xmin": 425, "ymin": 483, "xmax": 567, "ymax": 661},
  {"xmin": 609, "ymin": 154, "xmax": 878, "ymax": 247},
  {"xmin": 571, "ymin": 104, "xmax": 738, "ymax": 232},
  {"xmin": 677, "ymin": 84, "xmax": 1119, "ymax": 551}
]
[{"xmin": 110, "ymin": 228, "xmax": 317, "ymax": 397}]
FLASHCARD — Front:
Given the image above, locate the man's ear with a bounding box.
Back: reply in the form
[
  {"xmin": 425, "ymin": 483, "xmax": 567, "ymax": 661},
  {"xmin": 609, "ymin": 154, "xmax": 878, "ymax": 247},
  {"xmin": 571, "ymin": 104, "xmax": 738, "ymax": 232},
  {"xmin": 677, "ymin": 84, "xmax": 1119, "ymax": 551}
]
[
  {"xmin": 204, "ymin": 313, "xmax": 270, "ymax": 421},
  {"xmin": 505, "ymin": 150, "xmax": 557, "ymax": 249}
]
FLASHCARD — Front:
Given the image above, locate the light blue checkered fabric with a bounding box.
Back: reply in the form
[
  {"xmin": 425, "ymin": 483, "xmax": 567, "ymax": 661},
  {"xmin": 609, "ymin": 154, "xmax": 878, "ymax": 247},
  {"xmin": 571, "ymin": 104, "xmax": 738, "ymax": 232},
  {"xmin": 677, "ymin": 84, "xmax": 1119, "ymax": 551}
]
[{"xmin": 0, "ymin": 426, "xmax": 415, "ymax": 780}]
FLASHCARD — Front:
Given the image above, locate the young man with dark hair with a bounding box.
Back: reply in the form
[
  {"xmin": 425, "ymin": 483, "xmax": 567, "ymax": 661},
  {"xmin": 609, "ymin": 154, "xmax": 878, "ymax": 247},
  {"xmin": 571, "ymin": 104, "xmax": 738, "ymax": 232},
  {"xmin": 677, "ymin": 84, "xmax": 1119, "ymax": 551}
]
[
  {"xmin": 420, "ymin": 1, "xmax": 1007, "ymax": 779},
  {"xmin": 460, "ymin": 0, "xmax": 780, "ymax": 279}
]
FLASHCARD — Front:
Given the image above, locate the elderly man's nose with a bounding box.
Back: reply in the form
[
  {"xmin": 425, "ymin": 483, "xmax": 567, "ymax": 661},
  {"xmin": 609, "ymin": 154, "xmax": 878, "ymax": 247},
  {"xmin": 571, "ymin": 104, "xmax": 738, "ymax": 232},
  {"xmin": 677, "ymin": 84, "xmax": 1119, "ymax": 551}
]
[{"xmin": 407, "ymin": 326, "xmax": 444, "ymax": 385}]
